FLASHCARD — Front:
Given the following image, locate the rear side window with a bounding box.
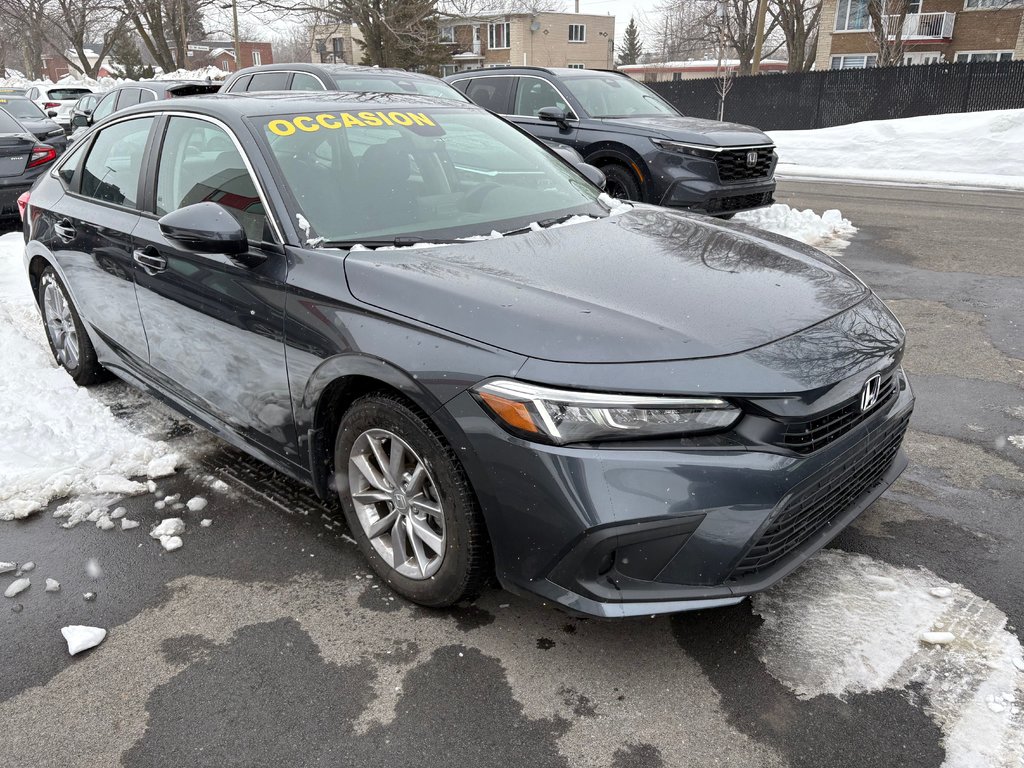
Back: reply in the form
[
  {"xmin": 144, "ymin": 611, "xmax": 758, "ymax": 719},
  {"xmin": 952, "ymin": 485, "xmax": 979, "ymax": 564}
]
[
  {"xmin": 139, "ymin": 90, "xmax": 157, "ymax": 103},
  {"xmin": 154, "ymin": 116, "xmax": 269, "ymax": 242},
  {"xmin": 227, "ymin": 75, "xmax": 252, "ymax": 92},
  {"xmin": 0, "ymin": 110, "xmax": 21, "ymax": 132},
  {"xmin": 291, "ymin": 72, "xmax": 326, "ymax": 91},
  {"xmin": 57, "ymin": 139, "xmax": 88, "ymax": 185},
  {"xmin": 116, "ymin": 89, "xmax": 142, "ymax": 109},
  {"xmin": 79, "ymin": 117, "xmax": 154, "ymax": 208},
  {"xmin": 247, "ymin": 72, "xmax": 291, "ymax": 91},
  {"xmin": 464, "ymin": 77, "xmax": 513, "ymax": 113}
]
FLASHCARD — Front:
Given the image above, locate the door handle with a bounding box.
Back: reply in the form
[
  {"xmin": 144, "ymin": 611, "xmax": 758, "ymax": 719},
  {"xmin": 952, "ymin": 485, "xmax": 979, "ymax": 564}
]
[
  {"xmin": 133, "ymin": 247, "xmax": 167, "ymax": 275},
  {"xmin": 54, "ymin": 219, "xmax": 76, "ymax": 243}
]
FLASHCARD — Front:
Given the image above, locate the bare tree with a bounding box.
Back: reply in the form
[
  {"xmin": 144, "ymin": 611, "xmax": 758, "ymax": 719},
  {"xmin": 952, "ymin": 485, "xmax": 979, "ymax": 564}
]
[
  {"xmin": 45, "ymin": 0, "xmax": 127, "ymax": 77},
  {"xmin": 769, "ymin": 0, "xmax": 821, "ymax": 72},
  {"xmin": 0, "ymin": 0, "xmax": 50, "ymax": 78},
  {"xmin": 867, "ymin": 0, "xmax": 909, "ymax": 66},
  {"xmin": 123, "ymin": 0, "xmax": 208, "ymax": 72},
  {"xmin": 273, "ymin": 24, "xmax": 317, "ymax": 63}
]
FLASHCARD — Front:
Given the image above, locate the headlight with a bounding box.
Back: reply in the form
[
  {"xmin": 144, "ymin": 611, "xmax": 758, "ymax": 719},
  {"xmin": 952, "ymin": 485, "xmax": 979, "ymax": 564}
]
[
  {"xmin": 651, "ymin": 139, "xmax": 719, "ymax": 159},
  {"xmin": 474, "ymin": 380, "xmax": 741, "ymax": 445}
]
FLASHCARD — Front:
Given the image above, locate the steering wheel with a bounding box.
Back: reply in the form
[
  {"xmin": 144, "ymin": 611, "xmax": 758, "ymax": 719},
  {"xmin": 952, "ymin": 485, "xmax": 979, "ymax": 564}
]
[{"xmin": 464, "ymin": 182, "xmax": 502, "ymax": 213}]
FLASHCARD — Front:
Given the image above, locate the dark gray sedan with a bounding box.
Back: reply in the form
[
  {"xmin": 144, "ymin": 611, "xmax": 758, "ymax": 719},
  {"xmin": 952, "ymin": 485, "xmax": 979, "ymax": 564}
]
[
  {"xmin": 0, "ymin": 109, "xmax": 59, "ymax": 217},
  {"xmin": 22, "ymin": 93, "xmax": 912, "ymax": 617},
  {"xmin": 0, "ymin": 95, "xmax": 67, "ymax": 154}
]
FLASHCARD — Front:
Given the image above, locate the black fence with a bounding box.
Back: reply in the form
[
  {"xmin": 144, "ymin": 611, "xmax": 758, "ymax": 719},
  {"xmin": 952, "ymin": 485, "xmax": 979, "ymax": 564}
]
[{"xmin": 648, "ymin": 60, "xmax": 1024, "ymax": 131}]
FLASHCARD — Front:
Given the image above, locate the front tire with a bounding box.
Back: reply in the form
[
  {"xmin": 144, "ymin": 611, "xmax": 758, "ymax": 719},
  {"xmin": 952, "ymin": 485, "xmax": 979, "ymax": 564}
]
[
  {"xmin": 37, "ymin": 267, "xmax": 108, "ymax": 385},
  {"xmin": 601, "ymin": 162, "xmax": 642, "ymax": 202},
  {"xmin": 335, "ymin": 393, "xmax": 490, "ymax": 607}
]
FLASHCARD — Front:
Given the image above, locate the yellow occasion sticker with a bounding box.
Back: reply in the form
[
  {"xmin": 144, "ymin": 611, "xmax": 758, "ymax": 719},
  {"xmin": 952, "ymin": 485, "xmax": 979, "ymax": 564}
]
[{"xmin": 268, "ymin": 111, "xmax": 436, "ymax": 136}]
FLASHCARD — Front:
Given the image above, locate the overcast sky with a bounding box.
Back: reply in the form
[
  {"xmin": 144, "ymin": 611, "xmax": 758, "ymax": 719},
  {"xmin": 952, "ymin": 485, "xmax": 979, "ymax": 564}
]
[{"xmin": 575, "ymin": 0, "xmax": 663, "ymax": 43}]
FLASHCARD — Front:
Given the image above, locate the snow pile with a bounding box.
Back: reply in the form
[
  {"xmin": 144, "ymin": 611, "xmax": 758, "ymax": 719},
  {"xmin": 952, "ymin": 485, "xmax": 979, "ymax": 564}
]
[
  {"xmin": 753, "ymin": 550, "xmax": 1024, "ymax": 767},
  {"xmin": 0, "ymin": 65, "xmax": 226, "ymax": 94},
  {"xmin": 735, "ymin": 204, "xmax": 857, "ymax": 248},
  {"xmin": 769, "ymin": 109, "xmax": 1024, "ymax": 190},
  {"xmin": 154, "ymin": 66, "xmax": 227, "ymax": 82},
  {"xmin": 0, "ymin": 233, "xmax": 179, "ymax": 520}
]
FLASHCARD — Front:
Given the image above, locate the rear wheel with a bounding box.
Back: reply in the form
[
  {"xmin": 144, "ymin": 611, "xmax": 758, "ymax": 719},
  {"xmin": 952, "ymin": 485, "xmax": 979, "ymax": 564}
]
[
  {"xmin": 37, "ymin": 267, "xmax": 107, "ymax": 385},
  {"xmin": 335, "ymin": 393, "xmax": 490, "ymax": 607},
  {"xmin": 601, "ymin": 162, "xmax": 642, "ymax": 202}
]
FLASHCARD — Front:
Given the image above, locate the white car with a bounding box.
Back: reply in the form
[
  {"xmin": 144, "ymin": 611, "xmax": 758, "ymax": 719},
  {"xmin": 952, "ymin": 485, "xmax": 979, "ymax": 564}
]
[{"xmin": 25, "ymin": 85, "xmax": 93, "ymax": 131}]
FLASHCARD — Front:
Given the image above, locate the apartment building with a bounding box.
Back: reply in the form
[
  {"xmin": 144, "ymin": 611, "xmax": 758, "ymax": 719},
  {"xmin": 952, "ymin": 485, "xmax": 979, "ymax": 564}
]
[
  {"xmin": 816, "ymin": 0, "xmax": 1024, "ymax": 68},
  {"xmin": 438, "ymin": 12, "xmax": 615, "ymax": 75},
  {"xmin": 309, "ymin": 23, "xmax": 366, "ymax": 66}
]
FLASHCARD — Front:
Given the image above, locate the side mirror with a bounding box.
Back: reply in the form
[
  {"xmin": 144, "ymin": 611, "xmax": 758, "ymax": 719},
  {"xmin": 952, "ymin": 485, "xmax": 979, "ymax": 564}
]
[
  {"xmin": 158, "ymin": 202, "xmax": 249, "ymax": 256},
  {"xmin": 71, "ymin": 113, "xmax": 90, "ymax": 128},
  {"xmin": 538, "ymin": 106, "xmax": 570, "ymax": 129},
  {"xmin": 577, "ymin": 163, "xmax": 607, "ymax": 190},
  {"xmin": 46, "ymin": 109, "xmax": 58, "ymax": 118}
]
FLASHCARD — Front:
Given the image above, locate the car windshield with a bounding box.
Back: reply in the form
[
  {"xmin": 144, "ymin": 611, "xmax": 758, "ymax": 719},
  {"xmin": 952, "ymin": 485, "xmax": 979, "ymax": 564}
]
[
  {"xmin": 331, "ymin": 75, "xmax": 467, "ymax": 102},
  {"xmin": 561, "ymin": 74, "xmax": 677, "ymax": 119},
  {"xmin": 0, "ymin": 98, "xmax": 46, "ymax": 120},
  {"xmin": 47, "ymin": 88, "xmax": 91, "ymax": 100},
  {"xmin": 257, "ymin": 107, "xmax": 605, "ymax": 245}
]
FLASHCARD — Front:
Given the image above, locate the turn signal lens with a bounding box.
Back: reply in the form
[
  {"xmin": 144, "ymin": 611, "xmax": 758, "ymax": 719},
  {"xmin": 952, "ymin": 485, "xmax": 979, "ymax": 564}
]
[{"xmin": 474, "ymin": 380, "xmax": 741, "ymax": 445}]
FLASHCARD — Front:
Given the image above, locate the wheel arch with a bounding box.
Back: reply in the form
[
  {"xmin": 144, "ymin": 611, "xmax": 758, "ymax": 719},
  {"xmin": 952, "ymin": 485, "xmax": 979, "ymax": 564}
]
[{"xmin": 581, "ymin": 141, "xmax": 650, "ymax": 201}]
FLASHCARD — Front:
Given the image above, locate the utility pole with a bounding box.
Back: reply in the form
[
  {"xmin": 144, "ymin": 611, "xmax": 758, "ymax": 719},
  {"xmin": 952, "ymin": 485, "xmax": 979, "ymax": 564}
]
[
  {"xmin": 232, "ymin": 0, "xmax": 240, "ymax": 71},
  {"xmin": 751, "ymin": 0, "xmax": 769, "ymax": 73}
]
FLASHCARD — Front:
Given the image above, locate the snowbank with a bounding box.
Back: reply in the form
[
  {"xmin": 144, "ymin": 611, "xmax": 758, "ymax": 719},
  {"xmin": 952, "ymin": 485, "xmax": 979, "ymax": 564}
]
[
  {"xmin": 735, "ymin": 204, "xmax": 856, "ymax": 248},
  {"xmin": 769, "ymin": 109, "xmax": 1024, "ymax": 190},
  {"xmin": 0, "ymin": 233, "xmax": 178, "ymax": 520},
  {"xmin": 0, "ymin": 66, "xmax": 226, "ymax": 93}
]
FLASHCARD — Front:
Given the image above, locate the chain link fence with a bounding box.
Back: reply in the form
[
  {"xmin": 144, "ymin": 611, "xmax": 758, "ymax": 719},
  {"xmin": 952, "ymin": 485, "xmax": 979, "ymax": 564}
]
[{"xmin": 648, "ymin": 60, "xmax": 1024, "ymax": 131}]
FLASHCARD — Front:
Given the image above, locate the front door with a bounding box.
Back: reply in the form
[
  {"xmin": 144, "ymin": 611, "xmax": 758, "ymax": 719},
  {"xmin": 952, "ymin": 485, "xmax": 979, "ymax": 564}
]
[
  {"xmin": 131, "ymin": 115, "xmax": 296, "ymax": 459},
  {"xmin": 509, "ymin": 76, "xmax": 580, "ymax": 150}
]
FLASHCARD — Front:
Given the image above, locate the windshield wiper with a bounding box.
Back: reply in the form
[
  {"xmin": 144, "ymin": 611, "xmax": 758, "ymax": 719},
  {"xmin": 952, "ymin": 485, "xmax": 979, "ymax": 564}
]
[{"xmin": 326, "ymin": 236, "xmax": 464, "ymax": 249}]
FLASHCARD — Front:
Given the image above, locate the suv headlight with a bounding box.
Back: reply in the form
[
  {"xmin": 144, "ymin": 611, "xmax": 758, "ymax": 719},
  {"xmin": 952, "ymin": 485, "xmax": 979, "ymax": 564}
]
[
  {"xmin": 651, "ymin": 139, "xmax": 719, "ymax": 159},
  {"xmin": 474, "ymin": 380, "xmax": 741, "ymax": 445}
]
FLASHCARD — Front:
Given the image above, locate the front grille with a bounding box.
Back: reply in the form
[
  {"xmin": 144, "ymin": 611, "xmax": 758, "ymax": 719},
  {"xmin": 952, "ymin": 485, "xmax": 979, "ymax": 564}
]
[
  {"xmin": 731, "ymin": 410, "xmax": 910, "ymax": 579},
  {"xmin": 779, "ymin": 373, "xmax": 898, "ymax": 454},
  {"xmin": 716, "ymin": 146, "xmax": 774, "ymax": 182},
  {"xmin": 708, "ymin": 191, "xmax": 773, "ymax": 213}
]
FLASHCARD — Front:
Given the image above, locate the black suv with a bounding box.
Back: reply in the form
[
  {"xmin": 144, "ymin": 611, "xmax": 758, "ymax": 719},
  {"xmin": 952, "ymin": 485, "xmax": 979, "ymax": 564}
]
[
  {"xmin": 446, "ymin": 67, "xmax": 776, "ymax": 216},
  {"xmin": 222, "ymin": 63, "xmax": 468, "ymax": 102}
]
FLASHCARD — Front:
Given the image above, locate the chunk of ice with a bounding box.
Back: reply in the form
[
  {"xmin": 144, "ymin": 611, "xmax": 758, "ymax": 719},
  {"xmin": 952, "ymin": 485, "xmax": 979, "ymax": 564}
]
[
  {"xmin": 921, "ymin": 631, "xmax": 956, "ymax": 645},
  {"xmin": 45, "ymin": 578, "xmax": 60, "ymax": 592},
  {"xmin": 96, "ymin": 515, "xmax": 115, "ymax": 530},
  {"xmin": 20, "ymin": 561, "xmax": 35, "ymax": 572},
  {"xmin": 146, "ymin": 480, "xmax": 157, "ymax": 493},
  {"xmin": 187, "ymin": 496, "xmax": 208, "ymax": 512},
  {"xmin": 4, "ymin": 577, "xmax": 30, "ymax": 598},
  {"xmin": 147, "ymin": 454, "xmax": 178, "ymax": 479},
  {"xmin": 0, "ymin": 562, "xmax": 15, "ymax": 574},
  {"xmin": 61, "ymin": 625, "xmax": 106, "ymax": 655},
  {"xmin": 929, "ymin": 587, "xmax": 953, "ymax": 598},
  {"xmin": 200, "ymin": 519, "xmax": 212, "ymax": 527},
  {"xmin": 150, "ymin": 518, "xmax": 185, "ymax": 538},
  {"xmin": 110, "ymin": 507, "xmax": 127, "ymax": 520},
  {"xmin": 83, "ymin": 592, "xmax": 96, "ymax": 601},
  {"xmin": 121, "ymin": 519, "xmax": 140, "ymax": 530},
  {"xmin": 160, "ymin": 535, "xmax": 183, "ymax": 552}
]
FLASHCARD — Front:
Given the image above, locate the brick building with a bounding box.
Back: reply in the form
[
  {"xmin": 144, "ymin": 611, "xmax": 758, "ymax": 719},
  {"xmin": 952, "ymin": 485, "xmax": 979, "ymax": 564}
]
[
  {"xmin": 438, "ymin": 12, "xmax": 615, "ymax": 75},
  {"xmin": 186, "ymin": 40, "xmax": 274, "ymax": 73},
  {"xmin": 816, "ymin": 0, "xmax": 1024, "ymax": 68}
]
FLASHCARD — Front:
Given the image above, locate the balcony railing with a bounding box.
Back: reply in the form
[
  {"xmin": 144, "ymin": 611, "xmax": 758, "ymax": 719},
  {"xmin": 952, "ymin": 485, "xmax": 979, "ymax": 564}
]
[{"xmin": 885, "ymin": 11, "xmax": 956, "ymax": 40}]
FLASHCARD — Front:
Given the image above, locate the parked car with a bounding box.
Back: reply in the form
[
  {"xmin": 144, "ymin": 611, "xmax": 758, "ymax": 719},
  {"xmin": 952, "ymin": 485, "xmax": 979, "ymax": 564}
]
[
  {"xmin": 446, "ymin": 67, "xmax": 777, "ymax": 217},
  {"xmin": 22, "ymin": 92, "xmax": 912, "ymax": 617},
  {"xmin": 69, "ymin": 92, "xmax": 102, "ymax": 129},
  {"xmin": 0, "ymin": 109, "xmax": 58, "ymax": 217},
  {"xmin": 0, "ymin": 87, "xmax": 29, "ymax": 96},
  {"xmin": 25, "ymin": 84, "xmax": 93, "ymax": 131},
  {"xmin": 221, "ymin": 63, "xmax": 469, "ymax": 102},
  {"xmin": 0, "ymin": 95, "xmax": 67, "ymax": 154},
  {"xmin": 68, "ymin": 80, "xmax": 221, "ymax": 142}
]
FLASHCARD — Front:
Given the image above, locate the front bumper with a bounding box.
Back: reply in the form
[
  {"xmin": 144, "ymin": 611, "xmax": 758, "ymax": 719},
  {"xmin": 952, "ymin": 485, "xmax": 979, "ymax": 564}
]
[
  {"xmin": 446, "ymin": 371, "xmax": 913, "ymax": 618},
  {"xmin": 646, "ymin": 149, "xmax": 777, "ymax": 216}
]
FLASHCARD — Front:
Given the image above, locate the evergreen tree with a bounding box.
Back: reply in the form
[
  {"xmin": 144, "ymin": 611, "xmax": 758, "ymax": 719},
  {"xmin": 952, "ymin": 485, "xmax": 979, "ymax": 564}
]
[
  {"xmin": 110, "ymin": 33, "xmax": 155, "ymax": 80},
  {"xmin": 617, "ymin": 17, "xmax": 643, "ymax": 66}
]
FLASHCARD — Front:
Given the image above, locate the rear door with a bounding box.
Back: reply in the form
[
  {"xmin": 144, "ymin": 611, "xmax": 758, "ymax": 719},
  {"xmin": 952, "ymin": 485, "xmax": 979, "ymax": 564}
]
[
  {"xmin": 40, "ymin": 115, "xmax": 155, "ymax": 364},
  {"xmin": 461, "ymin": 76, "xmax": 515, "ymax": 114},
  {"xmin": 131, "ymin": 114, "xmax": 295, "ymax": 458}
]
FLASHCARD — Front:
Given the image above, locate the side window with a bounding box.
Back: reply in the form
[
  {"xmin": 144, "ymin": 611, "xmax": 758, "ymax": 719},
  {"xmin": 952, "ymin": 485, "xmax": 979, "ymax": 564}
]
[
  {"xmin": 79, "ymin": 117, "xmax": 154, "ymax": 208},
  {"xmin": 450, "ymin": 79, "xmax": 470, "ymax": 94},
  {"xmin": 291, "ymin": 72, "xmax": 326, "ymax": 91},
  {"xmin": 155, "ymin": 116, "xmax": 269, "ymax": 243},
  {"xmin": 464, "ymin": 76, "xmax": 514, "ymax": 113},
  {"xmin": 247, "ymin": 72, "xmax": 291, "ymax": 91},
  {"xmin": 226, "ymin": 75, "xmax": 252, "ymax": 92},
  {"xmin": 57, "ymin": 139, "xmax": 88, "ymax": 186},
  {"xmin": 116, "ymin": 88, "xmax": 141, "ymax": 109},
  {"xmin": 513, "ymin": 78, "xmax": 570, "ymax": 117},
  {"xmin": 92, "ymin": 91, "xmax": 116, "ymax": 121},
  {"xmin": 139, "ymin": 90, "xmax": 157, "ymax": 103}
]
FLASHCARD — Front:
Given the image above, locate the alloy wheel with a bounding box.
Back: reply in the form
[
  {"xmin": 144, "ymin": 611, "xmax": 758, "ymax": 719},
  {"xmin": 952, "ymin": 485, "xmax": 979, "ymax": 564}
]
[
  {"xmin": 42, "ymin": 275, "xmax": 80, "ymax": 370},
  {"xmin": 348, "ymin": 429, "xmax": 446, "ymax": 580}
]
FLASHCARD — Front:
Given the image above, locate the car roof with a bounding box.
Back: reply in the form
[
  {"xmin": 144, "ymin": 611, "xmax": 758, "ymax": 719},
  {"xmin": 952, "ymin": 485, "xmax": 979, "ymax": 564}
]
[
  {"xmin": 447, "ymin": 66, "xmax": 625, "ymax": 79},
  {"xmin": 122, "ymin": 90, "xmax": 482, "ymax": 119},
  {"xmin": 227, "ymin": 63, "xmax": 444, "ymax": 83}
]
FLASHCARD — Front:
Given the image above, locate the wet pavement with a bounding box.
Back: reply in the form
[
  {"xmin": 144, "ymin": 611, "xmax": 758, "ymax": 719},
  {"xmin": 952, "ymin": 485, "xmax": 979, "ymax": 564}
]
[{"xmin": 2, "ymin": 182, "xmax": 1023, "ymax": 767}]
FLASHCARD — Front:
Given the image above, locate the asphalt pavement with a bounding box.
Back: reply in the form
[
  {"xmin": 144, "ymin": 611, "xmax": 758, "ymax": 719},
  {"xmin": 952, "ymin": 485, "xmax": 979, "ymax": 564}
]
[{"xmin": 2, "ymin": 181, "xmax": 1023, "ymax": 767}]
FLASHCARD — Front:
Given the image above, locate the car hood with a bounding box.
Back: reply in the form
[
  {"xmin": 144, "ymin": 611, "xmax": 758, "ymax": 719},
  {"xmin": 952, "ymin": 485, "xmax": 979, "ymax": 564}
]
[
  {"xmin": 344, "ymin": 207, "xmax": 867, "ymax": 364},
  {"xmin": 596, "ymin": 115, "xmax": 771, "ymax": 147}
]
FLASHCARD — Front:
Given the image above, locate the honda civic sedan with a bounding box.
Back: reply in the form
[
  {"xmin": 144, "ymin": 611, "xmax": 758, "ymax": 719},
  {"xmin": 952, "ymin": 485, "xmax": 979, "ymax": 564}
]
[{"xmin": 21, "ymin": 93, "xmax": 913, "ymax": 617}]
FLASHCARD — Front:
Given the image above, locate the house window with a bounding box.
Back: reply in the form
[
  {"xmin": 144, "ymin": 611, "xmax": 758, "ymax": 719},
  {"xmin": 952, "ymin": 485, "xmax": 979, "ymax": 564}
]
[
  {"xmin": 567, "ymin": 63, "xmax": 585, "ymax": 69},
  {"xmin": 672, "ymin": 72, "xmax": 682, "ymax": 80},
  {"xmin": 955, "ymin": 50, "xmax": 1013, "ymax": 62},
  {"xmin": 489, "ymin": 22, "xmax": 510, "ymax": 49},
  {"xmin": 332, "ymin": 38, "xmax": 345, "ymax": 60},
  {"xmin": 569, "ymin": 24, "xmax": 586, "ymax": 42},
  {"xmin": 440, "ymin": 64, "xmax": 457, "ymax": 77},
  {"xmin": 251, "ymin": 50, "xmax": 262, "ymax": 66},
  {"xmin": 834, "ymin": 0, "xmax": 870, "ymax": 31},
  {"xmin": 222, "ymin": 59, "xmax": 231, "ymax": 70},
  {"xmin": 440, "ymin": 25, "xmax": 455, "ymax": 43},
  {"xmin": 965, "ymin": 0, "xmax": 1023, "ymax": 7},
  {"xmin": 830, "ymin": 54, "xmax": 878, "ymax": 68}
]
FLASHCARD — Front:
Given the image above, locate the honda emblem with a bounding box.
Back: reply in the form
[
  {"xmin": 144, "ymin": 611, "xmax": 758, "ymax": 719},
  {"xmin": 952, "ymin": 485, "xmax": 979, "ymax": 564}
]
[
  {"xmin": 860, "ymin": 374, "xmax": 882, "ymax": 412},
  {"xmin": 745, "ymin": 150, "xmax": 758, "ymax": 167}
]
